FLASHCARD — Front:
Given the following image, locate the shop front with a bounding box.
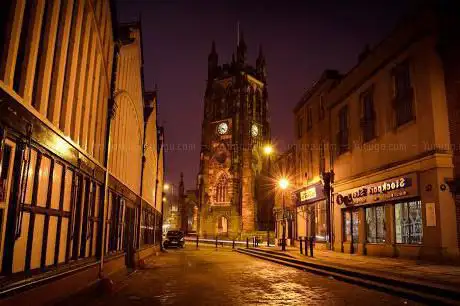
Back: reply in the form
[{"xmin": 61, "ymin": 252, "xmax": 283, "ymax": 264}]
[
  {"xmin": 296, "ymin": 182, "xmax": 329, "ymax": 250},
  {"xmin": 334, "ymin": 172, "xmax": 424, "ymax": 257}
]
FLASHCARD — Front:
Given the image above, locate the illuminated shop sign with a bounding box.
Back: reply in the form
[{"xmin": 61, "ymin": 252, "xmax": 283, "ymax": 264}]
[
  {"xmin": 297, "ymin": 183, "xmax": 325, "ymax": 205},
  {"xmin": 335, "ymin": 173, "xmax": 418, "ymax": 206},
  {"xmin": 300, "ymin": 187, "xmax": 317, "ymax": 202}
]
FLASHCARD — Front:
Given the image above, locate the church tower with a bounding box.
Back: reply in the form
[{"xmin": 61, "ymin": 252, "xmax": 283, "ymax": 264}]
[{"xmin": 198, "ymin": 32, "xmax": 270, "ymax": 238}]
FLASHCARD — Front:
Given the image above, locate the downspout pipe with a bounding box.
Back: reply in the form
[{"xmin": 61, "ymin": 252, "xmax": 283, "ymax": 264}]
[{"xmin": 99, "ymin": 39, "xmax": 120, "ymax": 278}]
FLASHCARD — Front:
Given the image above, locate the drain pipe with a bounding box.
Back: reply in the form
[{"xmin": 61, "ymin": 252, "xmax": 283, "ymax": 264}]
[{"xmin": 99, "ymin": 40, "xmax": 120, "ymax": 279}]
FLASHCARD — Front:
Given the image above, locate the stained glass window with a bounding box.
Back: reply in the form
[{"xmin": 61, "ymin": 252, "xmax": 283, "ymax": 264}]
[
  {"xmin": 366, "ymin": 206, "xmax": 385, "ymax": 243},
  {"xmin": 395, "ymin": 200, "xmax": 423, "ymax": 244}
]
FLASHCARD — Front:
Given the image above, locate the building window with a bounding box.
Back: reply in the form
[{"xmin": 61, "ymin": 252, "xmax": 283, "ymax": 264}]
[
  {"xmin": 337, "ymin": 105, "xmax": 349, "ymax": 154},
  {"xmin": 215, "ymin": 174, "xmax": 228, "ymax": 203},
  {"xmin": 319, "ymin": 95, "xmax": 325, "ymax": 120},
  {"xmin": 392, "ymin": 60, "xmax": 414, "ymax": 126},
  {"xmin": 297, "ymin": 116, "xmax": 304, "ymax": 138},
  {"xmin": 307, "ymin": 106, "xmax": 313, "ymax": 130},
  {"xmin": 315, "ymin": 201, "xmax": 327, "ymax": 242},
  {"xmin": 395, "ymin": 200, "xmax": 423, "ymax": 244},
  {"xmin": 360, "ymin": 87, "xmax": 376, "ymax": 142},
  {"xmin": 319, "ymin": 141, "xmax": 325, "ymax": 174},
  {"xmin": 366, "ymin": 205, "xmax": 385, "ymax": 243}
]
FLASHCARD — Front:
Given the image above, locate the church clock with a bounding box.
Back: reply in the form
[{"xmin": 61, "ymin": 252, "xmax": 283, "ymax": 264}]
[
  {"xmin": 217, "ymin": 122, "xmax": 229, "ymax": 135},
  {"xmin": 251, "ymin": 124, "xmax": 259, "ymax": 137}
]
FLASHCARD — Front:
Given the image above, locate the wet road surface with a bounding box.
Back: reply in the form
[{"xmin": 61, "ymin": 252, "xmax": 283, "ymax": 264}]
[{"xmin": 68, "ymin": 247, "xmax": 420, "ymax": 305}]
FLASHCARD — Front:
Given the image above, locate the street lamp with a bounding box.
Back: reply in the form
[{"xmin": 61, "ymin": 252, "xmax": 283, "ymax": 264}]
[
  {"xmin": 263, "ymin": 144, "xmax": 273, "ymax": 156},
  {"xmin": 263, "ymin": 144, "xmax": 274, "ymax": 234},
  {"xmin": 163, "ymin": 183, "xmax": 170, "ymax": 191},
  {"xmin": 278, "ymin": 178, "xmax": 289, "ymax": 251}
]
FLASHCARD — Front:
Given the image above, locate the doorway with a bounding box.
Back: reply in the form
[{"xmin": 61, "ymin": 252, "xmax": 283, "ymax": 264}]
[{"xmin": 343, "ymin": 208, "xmax": 359, "ymax": 253}]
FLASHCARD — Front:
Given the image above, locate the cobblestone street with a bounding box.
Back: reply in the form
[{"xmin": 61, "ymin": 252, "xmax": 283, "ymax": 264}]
[{"xmin": 65, "ymin": 247, "xmax": 419, "ymax": 306}]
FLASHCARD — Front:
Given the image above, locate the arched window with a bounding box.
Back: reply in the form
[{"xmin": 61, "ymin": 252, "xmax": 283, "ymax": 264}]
[
  {"xmin": 215, "ymin": 174, "xmax": 228, "ymax": 203},
  {"xmin": 248, "ymin": 88, "xmax": 254, "ymax": 117}
]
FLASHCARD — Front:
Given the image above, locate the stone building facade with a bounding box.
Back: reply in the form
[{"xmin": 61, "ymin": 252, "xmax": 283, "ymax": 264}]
[
  {"xmin": 292, "ymin": 1, "xmax": 460, "ymax": 261},
  {"xmin": 0, "ymin": 2, "xmax": 164, "ymax": 303},
  {"xmin": 272, "ymin": 147, "xmax": 297, "ymax": 246},
  {"xmin": 198, "ymin": 35, "xmax": 271, "ymax": 238}
]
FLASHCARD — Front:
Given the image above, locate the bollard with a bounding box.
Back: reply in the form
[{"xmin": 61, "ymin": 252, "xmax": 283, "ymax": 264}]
[
  {"xmin": 300, "ymin": 237, "xmax": 303, "ymax": 255},
  {"xmin": 246, "ymin": 237, "xmax": 249, "ymax": 248},
  {"xmin": 215, "ymin": 236, "xmax": 218, "ymax": 248},
  {"xmin": 309, "ymin": 236, "xmax": 314, "ymax": 257},
  {"xmin": 196, "ymin": 235, "xmax": 199, "ymax": 249},
  {"xmin": 267, "ymin": 231, "xmax": 270, "ymax": 247},
  {"xmin": 304, "ymin": 237, "xmax": 308, "ymax": 255},
  {"xmin": 232, "ymin": 239, "xmax": 235, "ymax": 249}
]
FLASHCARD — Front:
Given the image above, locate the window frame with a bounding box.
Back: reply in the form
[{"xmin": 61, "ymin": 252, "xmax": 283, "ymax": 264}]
[
  {"xmin": 394, "ymin": 199, "xmax": 423, "ymax": 245},
  {"xmin": 360, "ymin": 86, "xmax": 376, "ymax": 143},
  {"xmin": 392, "ymin": 60, "xmax": 415, "ymax": 127},
  {"xmin": 297, "ymin": 116, "xmax": 304, "ymax": 139},
  {"xmin": 365, "ymin": 205, "xmax": 386, "ymax": 243},
  {"xmin": 337, "ymin": 105, "xmax": 349, "ymax": 155}
]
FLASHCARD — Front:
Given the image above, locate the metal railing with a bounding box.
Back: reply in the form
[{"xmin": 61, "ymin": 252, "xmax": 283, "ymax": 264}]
[{"xmin": 184, "ymin": 236, "xmax": 276, "ymax": 249}]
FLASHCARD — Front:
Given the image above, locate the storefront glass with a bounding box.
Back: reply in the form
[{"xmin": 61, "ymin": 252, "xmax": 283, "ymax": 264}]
[
  {"xmin": 395, "ymin": 200, "xmax": 423, "ymax": 244},
  {"xmin": 315, "ymin": 201, "xmax": 327, "ymax": 241},
  {"xmin": 365, "ymin": 205, "xmax": 385, "ymax": 243}
]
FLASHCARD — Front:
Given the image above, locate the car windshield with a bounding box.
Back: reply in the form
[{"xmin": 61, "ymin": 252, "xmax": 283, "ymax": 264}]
[{"xmin": 167, "ymin": 231, "xmax": 183, "ymax": 237}]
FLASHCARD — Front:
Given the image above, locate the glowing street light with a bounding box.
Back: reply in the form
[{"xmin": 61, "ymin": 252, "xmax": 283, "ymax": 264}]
[
  {"xmin": 164, "ymin": 183, "xmax": 170, "ymax": 191},
  {"xmin": 162, "ymin": 197, "xmax": 167, "ymax": 202},
  {"xmin": 278, "ymin": 178, "xmax": 289, "ymax": 190},
  {"xmin": 263, "ymin": 144, "xmax": 273, "ymax": 156},
  {"xmin": 278, "ymin": 177, "xmax": 290, "ymax": 251}
]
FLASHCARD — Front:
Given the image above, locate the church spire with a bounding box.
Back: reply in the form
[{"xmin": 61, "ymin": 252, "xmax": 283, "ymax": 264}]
[
  {"xmin": 236, "ymin": 29, "xmax": 247, "ymax": 66},
  {"xmin": 256, "ymin": 44, "xmax": 266, "ymax": 80},
  {"xmin": 208, "ymin": 40, "xmax": 218, "ymax": 79}
]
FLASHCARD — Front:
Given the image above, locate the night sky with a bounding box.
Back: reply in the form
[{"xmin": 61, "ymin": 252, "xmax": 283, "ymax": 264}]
[{"xmin": 117, "ymin": 0, "xmax": 411, "ymax": 190}]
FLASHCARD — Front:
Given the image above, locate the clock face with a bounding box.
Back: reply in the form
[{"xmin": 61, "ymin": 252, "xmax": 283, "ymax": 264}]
[
  {"xmin": 217, "ymin": 122, "xmax": 228, "ymax": 135},
  {"xmin": 251, "ymin": 124, "xmax": 259, "ymax": 137}
]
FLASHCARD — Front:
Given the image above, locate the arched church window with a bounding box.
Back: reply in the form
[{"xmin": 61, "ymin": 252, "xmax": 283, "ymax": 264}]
[
  {"xmin": 215, "ymin": 174, "xmax": 228, "ymax": 203},
  {"xmin": 248, "ymin": 88, "xmax": 254, "ymax": 117},
  {"xmin": 256, "ymin": 90, "xmax": 262, "ymax": 121}
]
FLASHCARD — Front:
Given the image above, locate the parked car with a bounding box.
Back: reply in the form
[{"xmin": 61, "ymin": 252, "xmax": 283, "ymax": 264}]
[{"xmin": 163, "ymin": 230, "xmax": 185, "ymax": 248}]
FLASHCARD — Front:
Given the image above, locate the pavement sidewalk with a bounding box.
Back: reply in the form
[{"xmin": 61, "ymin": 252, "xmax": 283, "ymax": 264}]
[{"xmin": 258, "ymin": 246, "xmax": 460, "ymax": 290}]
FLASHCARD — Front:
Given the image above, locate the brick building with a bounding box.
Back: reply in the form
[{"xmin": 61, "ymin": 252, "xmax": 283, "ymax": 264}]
[{"xmin": 0, "ymin": 2, "xmax": 164, "ymax": 303}]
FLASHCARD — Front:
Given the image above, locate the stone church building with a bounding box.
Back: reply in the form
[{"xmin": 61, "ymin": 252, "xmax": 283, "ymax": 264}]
[{"xmin": 197, "ymin": 33, "xmax": 273, "ymax": 238}]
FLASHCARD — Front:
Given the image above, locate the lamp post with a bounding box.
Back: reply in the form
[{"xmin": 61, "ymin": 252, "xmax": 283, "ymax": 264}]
[
  {"xmin": 278, "ymin": 178, "xmax": 289, "ymax": 251},
  {"xmin": 263, "ymin": 144, "xmax": 273, "ymax": 237}
]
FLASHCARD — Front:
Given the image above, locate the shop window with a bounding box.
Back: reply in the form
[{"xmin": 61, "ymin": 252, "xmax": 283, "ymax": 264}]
[
  {"xmin": 395, "ymin": 200, "xmax": 423, "ymax": 244},
  {"xmin": 366, "ymin": 206, "xmax": 385, "ymax": 243},
  {"xmin": 315, "ymin": 201, "xmax": 327, "ymax": 242},
  {"xmin": 142, "ymin": 208, "xmax": 156, "ymax": 246},
  {"xmin": 108, "ymin": 194, "xmax": 126, "ymax": 253}
]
